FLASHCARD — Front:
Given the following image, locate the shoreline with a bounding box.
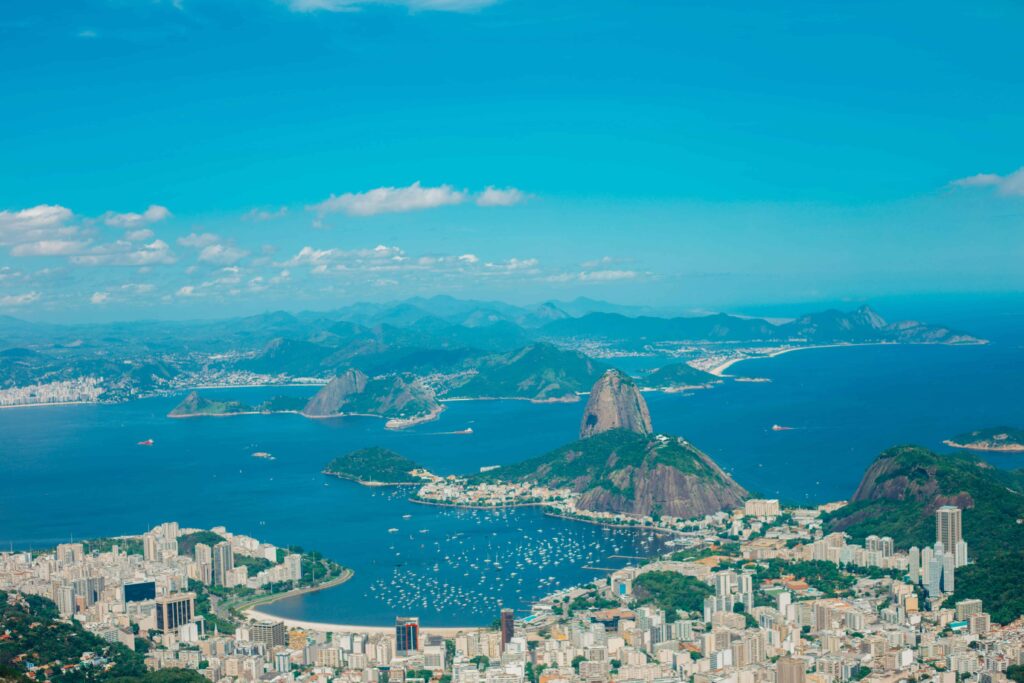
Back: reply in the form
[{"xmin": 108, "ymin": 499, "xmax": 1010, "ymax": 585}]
[
  {"xmin": 233, "ymin": 569, "xmax": 354, "ymax": 613},
  {"xmin": 943, "ymin": 439, "xmax": 1024, "ymax": 453},
  {"xmin": 241, "ymin": 608, "xmax": 484, "ymax": 636},
  {"xmin": 0, "ymin": 400, "xmax": 96, "ymax": 410},
  {"xmin": 708, "ymin": 343, "xmax": 860, "ymax": 377}
]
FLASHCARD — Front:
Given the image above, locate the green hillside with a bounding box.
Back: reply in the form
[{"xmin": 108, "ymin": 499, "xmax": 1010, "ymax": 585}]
[
  {"xmin": 824, "ymin": 445, "xmax": 1024, "ymax": 623},
  {"xmin": 450, "ymin": 343, "xmax": 606, "ymax": 401},
  {"xmin": 323, "ymin": 447, "xmax": 424, "ymax": 484},
  {"xmin": 474, "ymin": 429, "xmax": 747, "ymax": 519},
  {"xmin": 640, "ymin": 363, "xmax": 719, "ymax": 389}
]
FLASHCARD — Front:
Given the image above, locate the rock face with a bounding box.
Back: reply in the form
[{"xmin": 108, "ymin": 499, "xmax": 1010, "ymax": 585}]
[
  {"xmin": 302, "ymin": 369, "xmax": 369, "ymax": 417},
  {"xmin": 580, "ymin": 369, "xmax": 652, "ymax": 438},
  {"xmin": 478, "ymin": 430, "xmax": 747, "ymax": 518}
]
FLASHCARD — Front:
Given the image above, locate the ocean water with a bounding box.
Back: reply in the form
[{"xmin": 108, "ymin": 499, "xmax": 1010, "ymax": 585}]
[{"xmin": 1, "ymin": 316, "xmax": 1022, "ymax": 625}]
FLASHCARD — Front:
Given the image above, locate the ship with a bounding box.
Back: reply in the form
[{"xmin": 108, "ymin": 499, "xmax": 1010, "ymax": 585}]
[
  {"xmin": 137, "ymin": 438, "xmax": 155, "ymax": 446},
  {"xmin": 452, "ymin": 427, "xmax": 474, "ymax": 435},
  {"xmin": 251, "ymin": 451, "xmax": 274, "ymax": 460},
  {"xmin": 771, "ymin": 424, "xmax": 794, "ymax": 432}
]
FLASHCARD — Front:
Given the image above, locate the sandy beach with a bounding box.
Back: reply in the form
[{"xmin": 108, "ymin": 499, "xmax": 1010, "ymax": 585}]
[
  {"xmin": 708, "ymin": 343, "xmax": 872, "ymax": 377},
  {"xmin": 241, "ymin": 608, "xmax": 483, "ymax": 636}
]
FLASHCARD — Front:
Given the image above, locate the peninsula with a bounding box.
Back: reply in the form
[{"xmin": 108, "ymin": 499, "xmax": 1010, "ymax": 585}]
[
  {"xmin": 943, "ymin": 426, "xmax": 1024, "ymax": 452},
  {"xmin": 323, "ymin": 447, "xmax": 433, "ymax": 486}
]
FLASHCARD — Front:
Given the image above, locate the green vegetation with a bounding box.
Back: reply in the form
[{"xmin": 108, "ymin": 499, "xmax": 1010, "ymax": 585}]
[
  {"xmin": 233, "ymin": 554, "xmax": 273, "ymax": 577},
  {"xmin": 752, "ymin": 560, "xmax": 856, "ymax": 597},
  {"xmin": 631, "ymin": 571, "xmax": 714, "ymax": 620},
  {"xmin": 168, "ymin": 391, "xmax": 253, "ymax": 417},
  {"xmin": 187, "ymin": 580, "xmax": 237, "ymax": 635},
  {"xmin": 177, "ymin": 531, "xmax": 226, "ymax": 557},
  {"xmin": 1006, "ymin": 665, "xmax": 1024, "ymax": 683},
  {"xmin": 475, "ymin": 429, "xmax": 725, "ymax": 490},
  {"xmin": 83, "ymin": 537, "xmax": 143, "ymax": 556},
  {"xmin": 945, "ymin": 426, "xmax": 1024, "ymax": 451},
  {"xmin": 323, "ymin": 447, "xmax": 424, "ymax": 484},
  {"xmin": 640, "ymin": 363, "xmax": 718, "ymax": 390},
  {"xmin": 0, "ymin": 590, "xmax": 205, "ymax": 682},
  {"xmin": 825, "ymin": 445, "xmax": 1024, "ymax": 623},
  {"xmin": 257, "ymin": 395, "xmax": 308, "ymax": 412},
  {"xmin": 452, "ymin": 342, "xmax": 606, "ymax": 401}
]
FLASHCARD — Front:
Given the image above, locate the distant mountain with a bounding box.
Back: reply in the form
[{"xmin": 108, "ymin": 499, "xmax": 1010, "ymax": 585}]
[
  {"xmin": 447, "ymin": 342, "xmax": 606, "ymax": 402},
  {"xmin": 638, "ymin": 363, "xmax": 719, "ymax": 390},
  {"xmin": 302, "ymin": 369, "xmax": 441, "ymax": 425},
  {"xmin": 824, "ymin": 445, "xmax": 1024, "ymax": 623},
  {"xmin": 579, "ymin": 369, "xmax": 652, "ymax": 438},
  {"xmin": 540, "ymin": 305, "xmax": 982, "ymax": 345},
  {"xmin": 476, "ymin": 429, "xmax": 748, "ymax": 519}
]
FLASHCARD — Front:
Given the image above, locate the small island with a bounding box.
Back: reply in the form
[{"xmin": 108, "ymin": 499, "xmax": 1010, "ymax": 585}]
[
  {"xmin": 640, "ymin": 362, "xmax": 721, "ymax": 391},
  {"xmin": 944, "ymin": 426, "xmax": 1024, "ymax": 452},
  {"xmin": 323, "ymin": 447, "xmax": 433, "ymax": 486},
  {"xmin": 168, "ymin": 390, "xmax": 307, "ymax": 418}
]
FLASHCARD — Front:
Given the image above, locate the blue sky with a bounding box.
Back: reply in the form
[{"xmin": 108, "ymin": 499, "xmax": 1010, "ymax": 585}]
[{"xmin": 1, "ymin": 0, "xmax": 1022, "ymax": 321}]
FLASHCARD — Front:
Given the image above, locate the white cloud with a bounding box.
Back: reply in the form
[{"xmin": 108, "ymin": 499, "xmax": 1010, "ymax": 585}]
[
  {"xmin": 102, "ymin": 204, "xmax": 171, "ymax": 228},
  {"xmin": 458, "ymin": 253, "xmax": 479, "ymax": 264},
  {"xmin": 11, "ymin": 240, "xmax": 91, "ymax": 257},
  {"xmin": 546, "ymin": 269, "xmax": 639, "ymax": 283},
  {"xmin": 0, "ymin": 291, "xmax": 40, "ymax": 307},
  {"xmin": 476, "ymin": 186, "xmax": 527, "ymax": 207},
  {"xmin": 176, "ymin": 285, "xmax": 198, "ymax": 297},
  {"xmin": 71, "ymin": 239, "xmax": 177, "ymax": 266},
  {"xmin": 310, "ymin": 181, "xmax": 467, "ymax": 218},
  {"xmin": 950, "ymin": 167, "xmax": 1024, "ymax": 196},
  {"xmin": 178, "ymin": 232, "xmax": 220, "ymax": 248},
  {"xmin": 286, "ymin": 0, "xmax": 497, "ymax": 13},
  {"xmin": 0, "ymin": 205, "xmax": 76, "ymax": 246},
  {"xmin": 485, "ymin": 257, "xmax": 539, "ymax": 272},
  {"xmin": 90, "ymin": 292, "xmax": 110, "ymax": 305},
  {"xmin": 126, "ymin": 228, "xmax": 155, "ymax": 241},
  {"xmin": 198, "ymin": 244, "xmax": 249, "ymax": 265},
  {"xmin": 243, "ymin": 206, "xmax": 288, "ymax": 221},
  {"xmin": 579, "ymin": 269, "xmax": 637, "ymax": 282},
  {"xmin": 281, "ymin": 246, "xmax": 339, "ymax": 267}
]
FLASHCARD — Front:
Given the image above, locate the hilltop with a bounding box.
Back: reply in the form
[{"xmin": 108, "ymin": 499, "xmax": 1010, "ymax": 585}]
[
  {"xmin": 447, "ymin": 342, "xmax": 606, "ymax": 402},
  {"xmin": 302, "ymin": 369, "xmax": 441, "ymax": 427},
  {"xmin": 580, "ymin": 369, "xmax": 652, "ymax": 438},
  {"xmin": 824, "ymin": 445, "xmax": 1024, "ymax": 623},
  {"xmin": 475, "ymin": 429, "xmax": 747, "ymax": 519}
]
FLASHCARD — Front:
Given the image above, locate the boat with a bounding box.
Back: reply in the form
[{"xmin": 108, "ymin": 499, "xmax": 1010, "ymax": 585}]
[
  {"xmin": 388, "ymin": 528, "xmax": 399, "ymax": 533},
  {"xmin": 771, "ymin": 424, "xmax": 794, "ymax": 431},
  {"xmin": 452, "ymin": 427, "xmax": 474, "ymax": 435},
  {"xmin": 252, "ymin": 451, "xmax": 274, "ymax": 459},
  {"xmin": 137, "ymin": 439, "xmax": 154, "ymax": 446}
]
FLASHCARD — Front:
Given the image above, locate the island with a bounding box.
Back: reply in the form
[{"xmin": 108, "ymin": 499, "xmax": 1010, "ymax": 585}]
[
  {"xmin": 322, "ymin": 447, "xmax": 433, "ymax": 486},
  {"xmin": 944, "ymin": 426, "xmax": 1024, "ymax": 452},
  {"xmin": 639, "ymin": 362, "xmax": 721, "ymax": 391},
  {"xmin": 168, "ymin": 370, "xmax": 443, "ymax": 429}
]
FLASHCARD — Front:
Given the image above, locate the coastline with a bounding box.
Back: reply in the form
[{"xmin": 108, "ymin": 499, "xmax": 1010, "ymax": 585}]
[
  {"xmin": 241, "ymin": 608, "xmax": 483, "ymax": 636},
  {"xmin": 0, "ymin": 400, "xmax": 96, "ymax": 410},
  {"xmin": 942, "ymin": 439, "xmax": 1024, "ymax": 453}
]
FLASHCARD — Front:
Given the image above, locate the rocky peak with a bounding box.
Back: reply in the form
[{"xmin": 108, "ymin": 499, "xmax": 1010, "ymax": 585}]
[
  {"xmin": 580, "ymin": 369, "xmax": 652, "ymax": 439},
  {"xmin": 302, "ymin": 369, "xmax": 369, "ymax": 417}
]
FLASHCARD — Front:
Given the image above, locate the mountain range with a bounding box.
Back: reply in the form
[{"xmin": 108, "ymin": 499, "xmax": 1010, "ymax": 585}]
[{"xmin": 0, "ymin": 298, "xmax": 982, "ymax": 400}]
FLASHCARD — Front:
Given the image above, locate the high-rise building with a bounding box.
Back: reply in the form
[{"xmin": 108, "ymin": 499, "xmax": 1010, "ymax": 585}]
[
  {"xmin": 908, "ymin": 547, "xmax": 920, "ymax": 584},
  {"xmin": 212, "ymin": 541, "xmax": 234, "ymax": 587},
  {"xmin": 777, "ymin": 656, "xmax": 806, "ymax": 683},
  {"xmin": 194, "ymin": 543, "xmax": 213, "ymax": 585},
  {"xmin": 941, "ymin": 552, "xmax": 955, "ymax": 593},
  {"xmin": 936, "ymin": 506, "xmax": 963, "ymax": 554},
  {"xmin": 396, "ymin": 616, "xmax": 420, "ymax": 654},
  {"xmin": 955, "ymin": 539, "xmax": 969, "ymax": 568},
  {"xmin": 500, "ymin": 608, "xmax": 515, "ymax": 650},
  {"xmin": 155, "ymin": 592, "xmax": 196, "ymax": 633},
  {"xmin": 251, "ymin": 621, "xmax": 287, "ymax": 648}
]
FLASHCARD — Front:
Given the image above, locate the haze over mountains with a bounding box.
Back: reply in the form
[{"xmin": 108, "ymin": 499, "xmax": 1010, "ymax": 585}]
[{"xmin": 0, "ymin": 296, "xmax": 982, "ymax": 402}]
